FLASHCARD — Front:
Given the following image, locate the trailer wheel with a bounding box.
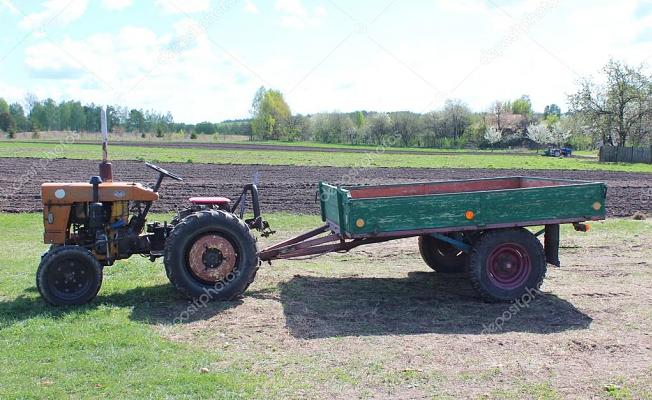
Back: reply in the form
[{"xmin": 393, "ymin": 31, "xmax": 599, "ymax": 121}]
[
  {"xmin": 418, "ymin": 235, "xmax": 467, "ymax": 273},
  {"xmin": 467, "ymin": 228, "xmax": 546, "ymax": 302},
  {"xmin": 36, "ymin": 245, "xmax": 103, "ymax": 306},
  {"xmin": 164, "ymin": 210, "xmax": 259, "ymax": 301}
]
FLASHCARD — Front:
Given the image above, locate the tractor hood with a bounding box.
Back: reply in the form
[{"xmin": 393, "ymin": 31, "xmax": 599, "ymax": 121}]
[{"xmin": 41, "ymin": 182, "xmax": 158, "ymax": 205}]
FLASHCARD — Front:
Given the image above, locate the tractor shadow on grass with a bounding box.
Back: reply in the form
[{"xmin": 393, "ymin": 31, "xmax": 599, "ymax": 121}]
[
  {"xmin": 0, "ymin": 284, "xmax": 240, "ymax": 327},
  {"xmin": 274, "ymin": 272, "xmax": 592, "ymax": 339}
]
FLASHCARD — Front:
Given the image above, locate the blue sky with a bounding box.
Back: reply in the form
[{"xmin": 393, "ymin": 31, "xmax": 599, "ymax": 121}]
[{"xmin": 1, "ymin": 0, "xmax": 652, "ymax": 123}]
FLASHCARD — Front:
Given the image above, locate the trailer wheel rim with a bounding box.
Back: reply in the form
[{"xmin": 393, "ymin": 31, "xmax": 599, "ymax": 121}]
[
  {"xmin": 486, "ymin": 243, "xmax": 531, "ymax": 290},
  {"xmin": 188, "ymin": 234, "xmax": 237, "ymax": 283},
  {"xmin": 47, "ymin": 257, "xmax": 93, "ymax": 300}
]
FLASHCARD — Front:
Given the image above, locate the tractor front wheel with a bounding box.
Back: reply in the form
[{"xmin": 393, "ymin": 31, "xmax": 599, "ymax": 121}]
[
  {"xmin": 36, "ymin": 245, "xmax": 103, "ymax": 306},
  {"xmin": 467, "ymin": 228, "xmax": 546, "ymax": 302},
  {"xmin": 164, "ymin": 210, "xmax": 259, "ymax": 301}
]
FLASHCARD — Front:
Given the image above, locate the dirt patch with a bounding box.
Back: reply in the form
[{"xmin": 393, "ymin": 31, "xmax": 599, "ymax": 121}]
[{"xmin": 1, "ymin": 157, "xmax": 649, "ymax": 217}]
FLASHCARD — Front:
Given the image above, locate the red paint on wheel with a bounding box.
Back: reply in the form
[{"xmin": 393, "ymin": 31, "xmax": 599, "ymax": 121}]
[{"xmin": 486, "ymin": 243, "xmax": 531, "ymax": 290}]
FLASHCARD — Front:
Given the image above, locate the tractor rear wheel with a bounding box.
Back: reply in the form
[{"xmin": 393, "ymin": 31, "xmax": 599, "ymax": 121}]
[
  {"xmin": 164, "ymin": 210, "xmax": 259, "ymax": 301},
  {"xmin": 418, "ymin": 234, "xmax": 468, "ymax": 273},
  {"xmin": 467, "ymin": 228, "xmax": 546, "ymax": 302},
  {"xmin": 36, "ymin": 245, "xmax": 103, "ymax": 306}
]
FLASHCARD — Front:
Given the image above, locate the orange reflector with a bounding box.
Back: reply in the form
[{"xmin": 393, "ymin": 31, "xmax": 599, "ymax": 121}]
[
  {"xmin": 355, "ymin": 218, "xmax": 365, "ymax": 228},
  {"xmin": 465, "ymin": 210, "xmax": 475, "ymax": 220}
]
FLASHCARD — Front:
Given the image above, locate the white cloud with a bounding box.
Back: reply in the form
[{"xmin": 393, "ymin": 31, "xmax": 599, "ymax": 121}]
[
  {"xmin": 244, "ymin": 0, "xmax": 258, "ymax": 14},
  {"xmin": 21, "ymin": 24, "xmax": 260, "ymax": 122},
  {"xmin": 156, "ymin": 0, "xmax": 211, "ymax": 14},
  {"xmin": 1, "ymin": 0, "xmax": 20, "ymax": 15},
  {"xmin": 275, "ymin": 0, "xmax": 326, "ymax": 29},
  {"xmin": 102, "ymin": 0, "xmax": 133, "ymax": 11},
  {"xmin": 19, "ymin": 0, "xmax": 89, "ymax": 32}
]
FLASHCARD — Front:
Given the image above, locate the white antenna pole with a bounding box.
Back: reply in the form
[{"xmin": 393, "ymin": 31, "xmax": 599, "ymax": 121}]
[{"xmin": 100, "ymin": 106, "xmax": 109, "ymax": 163}]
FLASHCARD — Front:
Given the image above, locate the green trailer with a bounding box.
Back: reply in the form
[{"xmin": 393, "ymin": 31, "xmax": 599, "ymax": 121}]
[{"xmin": 259, "ymin": 176, "xmax": 607, "ymax": 302}]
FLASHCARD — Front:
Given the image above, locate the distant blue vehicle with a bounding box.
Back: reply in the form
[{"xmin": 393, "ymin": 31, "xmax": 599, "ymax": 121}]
[{"xmin": 544, "ymin": 147, "xmax": 573, "ymax": 157}]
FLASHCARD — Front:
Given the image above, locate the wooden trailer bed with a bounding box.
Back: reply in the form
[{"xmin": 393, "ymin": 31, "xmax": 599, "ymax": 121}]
[{"xmin": 318, "ymin": 177, "xmax": 607, "ymax": 238}]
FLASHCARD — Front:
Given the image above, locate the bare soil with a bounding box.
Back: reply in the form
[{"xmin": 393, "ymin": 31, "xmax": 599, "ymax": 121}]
[{"xmin": 1, "ymin": 158, "xmax": 650, "ymax": 217}]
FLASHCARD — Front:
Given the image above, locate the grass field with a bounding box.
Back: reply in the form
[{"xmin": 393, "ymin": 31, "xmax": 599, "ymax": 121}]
[
  {"xmin": 1, "ymin": 212, "xmax": 650, "ymax": 399},
  {"xmin": 0, "ymin": 141, "xmax": 649, "ymax": 173},
  {"xmin": 4, "ymin": 135, "xmax": 601, "ymax": 156}
]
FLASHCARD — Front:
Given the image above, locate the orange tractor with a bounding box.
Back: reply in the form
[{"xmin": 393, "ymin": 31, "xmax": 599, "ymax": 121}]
[{"xmin": 38, "ymin": 111, "xmax": 272, "ymax": 305}]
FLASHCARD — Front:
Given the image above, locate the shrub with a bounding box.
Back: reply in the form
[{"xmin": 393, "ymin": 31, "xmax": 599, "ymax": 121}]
[{"xmin": 190, "ymin": 132, "xmax": 198, "ymax": 140}]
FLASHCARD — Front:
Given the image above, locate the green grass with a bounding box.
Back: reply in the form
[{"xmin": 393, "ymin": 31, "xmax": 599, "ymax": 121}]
[
  {"xmin": 3, "ymin": 137, "xmax": 553, "ymax": 154},
  {"xmin": 0, "ymin": 213, "xmax": 280, "ymax": 399},
  {"xmin": 0, "ymin": 141, "xmax": 650, "ymax": 172}
]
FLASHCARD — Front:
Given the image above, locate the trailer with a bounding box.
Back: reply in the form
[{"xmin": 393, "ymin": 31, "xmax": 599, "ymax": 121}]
[{"xmin": 260, "ymin": 176, "xmax": 607, "ymax": 302}]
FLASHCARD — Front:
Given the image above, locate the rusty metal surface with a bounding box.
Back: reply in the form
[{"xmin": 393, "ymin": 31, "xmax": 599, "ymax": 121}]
[{"xmin": 188, "ymin": 234, "xmax": 237, "ymax": 282}]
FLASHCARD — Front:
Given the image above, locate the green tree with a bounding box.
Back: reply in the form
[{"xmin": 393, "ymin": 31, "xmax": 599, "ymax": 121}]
[
  {"xmin": 195, "ymin": 122, "xmax": 216, "ymax": 135},
  {"xmin": 390, "ymin": 111, "xmax": 422, "ymax": 146},
  {"xmin": 0, "ymin": 111, "xmax": 16, "ymax": 134},
  {"xmin": 353, "ymin": 111, "xmax": 365, "ymax": 130},
  {"xmin": 442, "ymin": 99, "xmax": 471, "ymax": 138},
  {"xmin": 127, "ymin": 109, "xmax": 145, "ymax": 133},
  {"xmin": 9, "ymin": 103, "xmax": 29, "ymax": 131},
  {"xmin": 250, "ymin": 87, "xmax": 292, "ymax": 140},
  {"xmin": 365, "ymin": 113, "xmax": 392, "ymax": 145},
  {"xmin": 568, "ymin": 59, "xmax": 652, "ymax": 146},
  {"xmin": 0, "ymin": 98, "xmax": 9, "ymax": 114},
  {"xmin": 511, "ymin": 95, "xmax": 532, "ymax": 117},
  {"xmin": 543, "ymin": 104, "xmax": 561, "ymax": 119},
  {"xmin": 314, "ymin": 113, "xmax": 355, "ymax": 143}
]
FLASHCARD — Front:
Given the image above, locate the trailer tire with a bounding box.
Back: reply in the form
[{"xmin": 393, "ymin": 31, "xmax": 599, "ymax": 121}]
[
  {"xmin": 164, "ymin": 210, "xmax": 259, "ymax": 301},
  {"xmin": 36, "ymin": 245, "xmax": 103, "ymax": 306},
  {"xmin": 467, "ymin": 228, "xmax": 546, "ymax": 303},
  {"xmin": 418, "ymin": 235, "xmax": 467, "ymax": 273}
]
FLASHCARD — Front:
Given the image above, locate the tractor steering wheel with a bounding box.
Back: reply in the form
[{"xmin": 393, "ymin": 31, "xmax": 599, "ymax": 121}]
[{"xmin": 145, "ymin": 162, "xmax": 183, "ymax": 181}]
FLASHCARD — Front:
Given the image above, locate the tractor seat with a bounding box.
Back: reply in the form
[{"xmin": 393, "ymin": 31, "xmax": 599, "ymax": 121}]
[{"xmin": 189, "ymin": 197, "xmax": 231, "ymax": 206}]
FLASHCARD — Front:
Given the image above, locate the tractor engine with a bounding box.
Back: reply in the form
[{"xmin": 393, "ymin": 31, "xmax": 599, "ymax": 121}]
[{"xmin": 41, "ymin": 175, "xmax": 170, "ymax": 265}]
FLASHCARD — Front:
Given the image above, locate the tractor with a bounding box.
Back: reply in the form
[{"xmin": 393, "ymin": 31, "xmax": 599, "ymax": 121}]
[{"xmin": 37, "ymin": 111, "xmax": 272, "ymax": 305}]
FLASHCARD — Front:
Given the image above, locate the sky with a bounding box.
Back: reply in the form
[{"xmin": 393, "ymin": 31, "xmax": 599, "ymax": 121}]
[{"xmin": 1, "ymin": 0, "xmax": 652, "ymax": 123}]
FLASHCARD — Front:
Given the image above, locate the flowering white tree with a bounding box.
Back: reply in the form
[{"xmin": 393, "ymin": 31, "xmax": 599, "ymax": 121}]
[
  {"xmin": 484, "ymin": 126, "xmax": 502, "ymax": 150},
  {"xmin": 551, "ymin": 122, "xmax": 571, "ymax": 147},
  {"xmin": 526, "ymin": 122, "xmax": 553, "ymax": 151}
]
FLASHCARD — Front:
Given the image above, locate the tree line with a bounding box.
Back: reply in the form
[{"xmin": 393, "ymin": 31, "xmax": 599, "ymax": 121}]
[{"xmin": 250, "ymin": 60, "xmax": 652, "ymax": 149}]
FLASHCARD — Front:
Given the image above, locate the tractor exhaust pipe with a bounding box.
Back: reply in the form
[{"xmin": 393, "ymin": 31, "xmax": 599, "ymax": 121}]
[{"xmin": 99, "ymin": 106, "xmax": 113, "ymax": 182}]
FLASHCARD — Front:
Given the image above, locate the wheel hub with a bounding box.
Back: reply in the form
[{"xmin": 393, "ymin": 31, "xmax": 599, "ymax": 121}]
[
  {"xmin": 188, "ymin": 234, "xmax": 237, "ymax": 283},
  {"xmin": 49, "ymin": 259, "xmax": 91, "ymax": 297},
  {"xmin": 486, "ymin": 243, "xmax": 531, "ymax": 290}
]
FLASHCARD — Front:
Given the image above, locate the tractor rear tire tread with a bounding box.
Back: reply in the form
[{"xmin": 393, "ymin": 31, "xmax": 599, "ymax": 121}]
[{"xmin": 164, "ymin": 209, "xmax": 259, "ymax": 301}]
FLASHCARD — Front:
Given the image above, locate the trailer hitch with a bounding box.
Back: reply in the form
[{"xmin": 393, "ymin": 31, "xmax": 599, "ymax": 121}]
[{"xmin": 232, "ymin": 184, "xmax": 275, "ymax": 237}]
